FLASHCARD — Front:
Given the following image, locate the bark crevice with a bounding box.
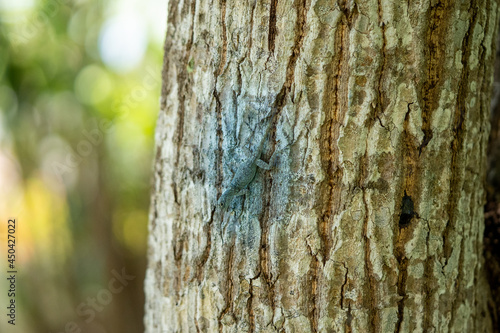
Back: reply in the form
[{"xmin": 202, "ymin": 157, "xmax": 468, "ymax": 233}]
[
  {"xmin": 218, "ymin": 242, "xmax": 236, "ymax": 332},
  {"xmin": 362, "ymin": 188, "xmax": 379, "ymax": 332},
  {"xmin": 274, "ymin": 0, "xmax": 308, "ymax": 110},
  {"xmin": 216, "ymin": 0, "xmax": 228, "ymax": 77},
  {"xmin": 446, "ymin": 3, "xmax": 482, "ymax": 330},
  {"xmin": 268, "ymin": 0, "xmax": 278, "ymax": 53},
  {"xmin": 306, "ymin": 241, "xmax": 320, "ymax": 333},
  {"xmin": 375, "ymin": 0, "xmax": 387, "ymax": 121},
  {"xmin": 247, "ymin": 272, "xmax": 260, "ymax": 333},
  {"xmin": 418, "ymin": 1, "xmax": 454, "ymax": 155},
  {"xmin": 394, "ymin": 251, "xmax": 409, "ymax": 333},
  {"xmin": 195, "ymin": 209, "xmax": 214, "ymax": 282},
  {"xmin": 317, "ymin": 9, "xmax": 349, "ymax": 266}
]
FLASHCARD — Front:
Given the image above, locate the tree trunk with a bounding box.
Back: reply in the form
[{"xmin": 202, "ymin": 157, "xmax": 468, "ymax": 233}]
[{"xmin": 145, "ymin": 1, "xmax": 500, "ymax": 332}]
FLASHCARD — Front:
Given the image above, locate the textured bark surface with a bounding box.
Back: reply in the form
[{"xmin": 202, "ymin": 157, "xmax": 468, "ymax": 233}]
[{"xmin": 145, "ymin": 0, "xmax": 500, "ymax": 332}]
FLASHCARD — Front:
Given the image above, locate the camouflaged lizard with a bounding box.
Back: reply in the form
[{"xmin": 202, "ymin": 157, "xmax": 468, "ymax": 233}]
[{"xmin": 217, "ymin": 110, "xmax": 278, "ymax": 210}]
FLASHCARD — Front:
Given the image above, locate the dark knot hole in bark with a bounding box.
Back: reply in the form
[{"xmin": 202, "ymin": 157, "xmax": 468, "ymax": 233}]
[{"xmin": 399, "ymin": 192, "xmax": 416, "ymax": 228}]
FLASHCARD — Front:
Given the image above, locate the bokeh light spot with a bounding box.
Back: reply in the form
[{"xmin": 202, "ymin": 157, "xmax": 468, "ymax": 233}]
[
  {"xmin": 98, "ymin": 12, "xmax": 147, "ymax": 73},
  {"xmin": 74, "ymin": 64, "xmax": 112, "ymax": 105}
]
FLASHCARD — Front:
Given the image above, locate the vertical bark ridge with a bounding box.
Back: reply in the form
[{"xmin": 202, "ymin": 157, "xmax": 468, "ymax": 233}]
[
  {"xmin": 317, "ymin": 0, "xmax": 352, "ymax": 268},
  {"xmin": 423, "ymin": 220, "xmax": 434, "ymax": 332},
  {"xmin": 254, "ymin": 0, "xmax": 311, "ymax": 324},
  {"xmin": 159, "ymin": 0, "xmax": 180, "ymax": 111},
  {"xmin": 362, "ymin": 188, "xmax": 380, "ymax": 332},
  {"xmin": 317, "ymin": 58, "xmax": 338, "ymax": 268},
  {"xmin": 375, "ymin": 0, "xmax": 387, "ymax": 122},
  {"xmin": 247, "ymin": 0, "xmax": 256, "ymax": 53},
  {"xmin": 448, "ymin": 3, "xmax": 488, "ymax": 330},
  {"xmin": 316, "ymin": 2, "xmax": 352, "ymax": 330},
  {"xmin": 394, "ymin": 247, "xmax": 409, "ymax": 333},
  {"xmin": 305, "ymin": 240, "xmax": 320, "ymax": 332},
  {"xmin": 394, "ymin": 101, "xmax": 418, "ymax": 331},
  {"xmin": 444, "ymin": 0, "xmax": 476, "ymax": 264},
  {"xmin": 170, "ymin": 0, "xmax": 199, "ymax": 310},
  {"xmin": 195, "ymin": 210, "xmax": 213, "ymax": 282},
  {"xmin": 175, "ymin": 0, "xmax": 197, "ymax": 170},
  {"xmin": 354, "ymin": 6, "xmax": 380, "ymax": 328},
  {"xmin": 212, "ymin": 2, "xmax": 229, "ymax": 330},
  {"xmin": 418, "ymin": 1, "xmax": 453, "ymax": 155},
  {"xmin": 213, "ymin": 0, "xmax": 227, "ymax": 200},
  {"xmin": 186, "ymin": 0, "xmax": 196, "ymax": 52},
  {"xmin": 257, "ymin": 205, "xmax": 277, "ymax": 330},
  {"xmin": 216, "ymin": 0, "xmax": 228, "ymax": 77},
  {"xmin": 445, "ymin": 5, "xmax": 477, "ymax": 327},
  {"xmin": 247, "ymin": 272, "xmax": 260, "ymax": 333},
  {"xmin": 218, "ymin": 242, "xmax": 235, "ymax": 332},
  {"xmin": 274, "ymin": 0, "xmax": 308, "ymax": 110},
  {"xmin": 413, "ymin": 2, "xmax": 455, "ymax": 331}
]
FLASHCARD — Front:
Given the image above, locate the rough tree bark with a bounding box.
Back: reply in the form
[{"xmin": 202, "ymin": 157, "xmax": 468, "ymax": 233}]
[{"xmin": 145, "ymin": 0, "xmax": 500, "ymax": 332}]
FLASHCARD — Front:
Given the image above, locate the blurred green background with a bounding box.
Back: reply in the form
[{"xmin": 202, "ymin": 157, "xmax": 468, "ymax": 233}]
[{"xmin": 0, "ymin": 0, "xmax": 165, "ymax": 332}]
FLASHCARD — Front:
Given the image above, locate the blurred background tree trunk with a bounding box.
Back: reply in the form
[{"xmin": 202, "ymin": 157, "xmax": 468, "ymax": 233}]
[
  {"xmin": 0, "ymin": 2, "xmax": 159, "ymax": 332},
  {"xmin": 485, "ymin": 10, "xmax": 500, "ymax": 333},
  {"xmin": 145, "ymin": 0, "xmax": 500, "ymax": 332}
]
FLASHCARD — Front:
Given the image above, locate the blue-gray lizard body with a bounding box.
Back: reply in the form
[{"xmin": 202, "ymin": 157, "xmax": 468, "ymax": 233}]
[{"xmin": 218, "ymin": 112, "xmax": 277, "ymax": 210}]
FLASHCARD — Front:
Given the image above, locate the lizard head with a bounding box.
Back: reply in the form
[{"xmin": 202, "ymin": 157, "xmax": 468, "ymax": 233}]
[{"xmin": 217, "ymin": 192, "xmax": 230, "ymax": 210}]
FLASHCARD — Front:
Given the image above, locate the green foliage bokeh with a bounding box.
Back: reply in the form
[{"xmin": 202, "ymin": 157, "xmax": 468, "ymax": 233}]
[{"xmin": 0, "ymin": 0, "xmax": 163, "ymax": 331}]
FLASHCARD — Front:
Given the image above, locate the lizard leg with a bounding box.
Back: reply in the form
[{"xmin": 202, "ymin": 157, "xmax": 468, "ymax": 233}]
[
  {"xmin": 255, "ymin": 159, "xmax": 272, "ymax": 170},
  {"xmin": 234, "ymin": 188, "xmax": 249, "ymax": 197},
  {"xmin": 256, "ymin": 150, "xmax": 281, "ymax": 170},
  {"xmin": 260, "ymin": 136, "xmax": 292, "ymax": 170}
]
